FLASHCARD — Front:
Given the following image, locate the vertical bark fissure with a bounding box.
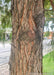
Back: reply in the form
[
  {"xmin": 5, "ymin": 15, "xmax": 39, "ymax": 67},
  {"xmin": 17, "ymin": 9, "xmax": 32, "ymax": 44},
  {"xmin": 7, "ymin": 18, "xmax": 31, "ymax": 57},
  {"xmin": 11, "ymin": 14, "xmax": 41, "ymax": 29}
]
[{"xmin": 9, "ymin": 0, "xmax": 45, "ymax": 75}]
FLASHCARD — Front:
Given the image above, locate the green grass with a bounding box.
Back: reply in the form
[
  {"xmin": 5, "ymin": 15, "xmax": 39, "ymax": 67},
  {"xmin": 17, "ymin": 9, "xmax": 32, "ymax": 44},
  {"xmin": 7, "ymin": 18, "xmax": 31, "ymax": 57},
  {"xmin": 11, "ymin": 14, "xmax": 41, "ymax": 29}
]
[{"xmin": 43, "ymin": 50, "xmax": 54, "ymax": 75}]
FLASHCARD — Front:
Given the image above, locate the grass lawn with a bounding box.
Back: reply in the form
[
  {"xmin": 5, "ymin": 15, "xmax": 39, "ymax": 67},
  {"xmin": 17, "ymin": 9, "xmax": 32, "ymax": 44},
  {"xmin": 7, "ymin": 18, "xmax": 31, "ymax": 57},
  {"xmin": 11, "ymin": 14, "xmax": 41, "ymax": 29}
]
[{"xmin": 43, "ymin": 50, "xmax": 54, "ymax": 75}]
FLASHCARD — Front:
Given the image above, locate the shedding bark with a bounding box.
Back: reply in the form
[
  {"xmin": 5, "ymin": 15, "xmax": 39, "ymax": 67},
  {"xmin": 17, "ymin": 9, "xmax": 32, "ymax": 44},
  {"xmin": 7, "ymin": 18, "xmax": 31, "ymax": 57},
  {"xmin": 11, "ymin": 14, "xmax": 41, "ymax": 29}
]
[{"xmin": 9, "ymin": 0, "xmax": 45, "ymax": 75}]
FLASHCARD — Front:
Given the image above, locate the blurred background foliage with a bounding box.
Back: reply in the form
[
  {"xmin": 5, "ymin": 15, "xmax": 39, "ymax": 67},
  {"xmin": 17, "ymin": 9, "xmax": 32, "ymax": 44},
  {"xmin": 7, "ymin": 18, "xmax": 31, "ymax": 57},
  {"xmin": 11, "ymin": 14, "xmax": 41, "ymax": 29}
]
[
  {"xmin": 0, "ymin": 0, "xmax": 11, "ymax": 41},
  {"xmin": 0, "ymin": 0, "xmax": 54, "ymax": 41}
]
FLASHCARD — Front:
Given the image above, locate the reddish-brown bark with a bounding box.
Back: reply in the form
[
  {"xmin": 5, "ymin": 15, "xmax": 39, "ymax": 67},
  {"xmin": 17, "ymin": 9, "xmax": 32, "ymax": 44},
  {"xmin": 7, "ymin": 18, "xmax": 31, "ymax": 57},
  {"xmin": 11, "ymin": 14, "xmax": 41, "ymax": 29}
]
[
  {"xmin": 50, "ymin": 0, "xmax": 54, "ymax": 10},
  {"xmin": 9, "ymin": 0, "xmax": 45, "ymax": 75}
]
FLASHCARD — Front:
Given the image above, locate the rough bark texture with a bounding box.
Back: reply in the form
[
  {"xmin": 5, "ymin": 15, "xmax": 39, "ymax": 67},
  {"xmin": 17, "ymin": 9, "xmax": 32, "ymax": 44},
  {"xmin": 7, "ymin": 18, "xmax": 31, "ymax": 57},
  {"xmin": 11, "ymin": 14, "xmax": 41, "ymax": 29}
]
[{"xmin": 9, "ymin": 0, "xmax": 45, "ymax": 75}]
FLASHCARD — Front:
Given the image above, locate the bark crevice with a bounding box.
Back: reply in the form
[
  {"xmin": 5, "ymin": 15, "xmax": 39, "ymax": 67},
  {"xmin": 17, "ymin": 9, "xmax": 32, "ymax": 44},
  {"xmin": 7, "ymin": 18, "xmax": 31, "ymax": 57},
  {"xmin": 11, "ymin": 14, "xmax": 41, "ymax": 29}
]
[{"xmin": 9, "ymin": 0, "xmax": 44, "ymax": 75}]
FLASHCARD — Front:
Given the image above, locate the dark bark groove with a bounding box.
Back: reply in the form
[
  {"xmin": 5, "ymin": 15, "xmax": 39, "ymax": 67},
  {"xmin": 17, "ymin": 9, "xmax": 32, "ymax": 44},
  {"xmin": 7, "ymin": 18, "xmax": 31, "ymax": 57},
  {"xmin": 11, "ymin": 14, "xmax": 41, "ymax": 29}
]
[{"xmin": 9, "ymin": 0, "xmax": 45, "ymax": 75}]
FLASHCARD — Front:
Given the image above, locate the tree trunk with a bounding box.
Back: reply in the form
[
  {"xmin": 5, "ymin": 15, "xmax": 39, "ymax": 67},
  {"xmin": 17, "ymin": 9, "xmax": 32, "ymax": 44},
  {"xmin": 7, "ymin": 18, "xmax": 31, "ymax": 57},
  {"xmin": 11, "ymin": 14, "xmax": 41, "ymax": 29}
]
[
  {"xmin": 50, "ymin": 0, "xmax": 54, "ymax": 10},
  {"xmin": 9, "ymin": 0, "xmax": 45, "ymax": 75}
]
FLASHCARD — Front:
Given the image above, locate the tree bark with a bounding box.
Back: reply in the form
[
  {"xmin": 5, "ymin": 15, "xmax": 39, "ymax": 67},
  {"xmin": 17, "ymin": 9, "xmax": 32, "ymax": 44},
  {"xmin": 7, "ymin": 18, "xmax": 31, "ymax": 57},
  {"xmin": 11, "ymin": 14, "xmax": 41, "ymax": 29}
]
[
  {"xmin": 9, "ymin": 0, "xmax": 45, "ymax": 75},
  {"xmin": 50, "ymin": 0, "xmax": 54, "ymax": 10}
]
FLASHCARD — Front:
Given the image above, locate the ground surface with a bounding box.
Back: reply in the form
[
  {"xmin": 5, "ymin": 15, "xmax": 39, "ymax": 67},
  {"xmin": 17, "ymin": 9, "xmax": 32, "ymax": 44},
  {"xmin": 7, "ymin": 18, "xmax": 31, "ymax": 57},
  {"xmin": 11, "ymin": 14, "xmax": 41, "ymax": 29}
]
[
  {"xmin": 43, "ymin": 50, "xmax": 54, "ymax": 75},
  {"xmin": 0, "ymin": 42, "xmax": 11, "ymax": 65},
  {"xmin": 0, "ymin": 64, "xmax": 9, "ymax": 75}
]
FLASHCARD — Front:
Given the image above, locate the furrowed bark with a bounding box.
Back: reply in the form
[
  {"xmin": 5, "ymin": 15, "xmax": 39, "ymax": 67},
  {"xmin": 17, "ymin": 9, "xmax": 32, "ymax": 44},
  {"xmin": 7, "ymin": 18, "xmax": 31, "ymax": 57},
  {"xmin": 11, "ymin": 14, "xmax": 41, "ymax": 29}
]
[{"xmin": 9, "ymin": 0, "xmax": 45, "ymax": 75}]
